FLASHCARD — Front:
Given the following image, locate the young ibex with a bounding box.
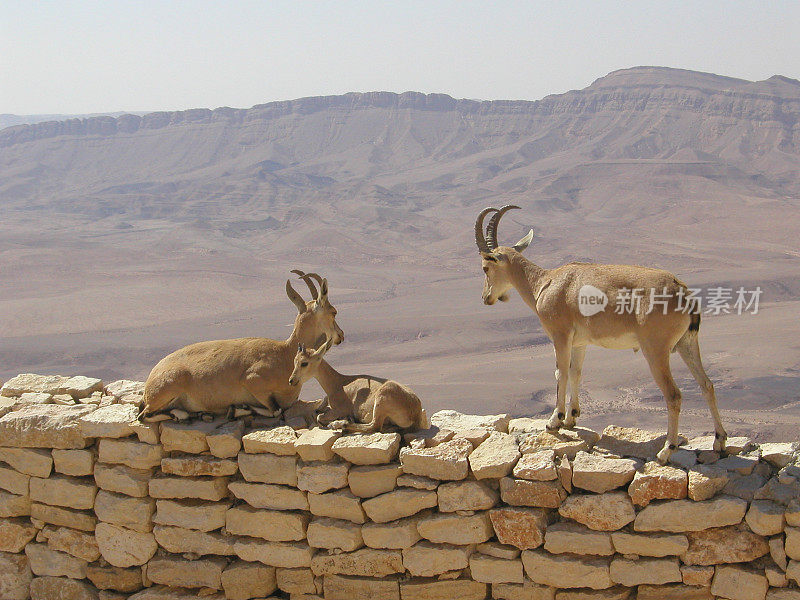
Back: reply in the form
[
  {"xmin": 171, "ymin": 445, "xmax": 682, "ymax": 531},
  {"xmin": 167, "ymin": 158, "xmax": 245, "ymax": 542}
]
[
  {"xmin": 288, "ymin": 337, "xmax": 427, "ymax": 433},
  {"xmin": 138, "ymin": 271, "xmax": 344, "ymax": 419},
  {"xmin": 475, "ymin": 206, "xmax": 726, "ymax": 464}
]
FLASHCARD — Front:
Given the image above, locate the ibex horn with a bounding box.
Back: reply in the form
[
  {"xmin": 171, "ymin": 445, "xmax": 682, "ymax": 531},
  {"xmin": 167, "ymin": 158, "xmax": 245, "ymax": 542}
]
[
  {"xmin": 475, "ymin": 207, "xmax": 498, "ymax": 253},
  {"xmin": 486, "ymin": 205, "xmax": 521, "ymax": 249},
  {"xmin": 291, "ymin": 269, "xmax": 318, "ymax": 299}
]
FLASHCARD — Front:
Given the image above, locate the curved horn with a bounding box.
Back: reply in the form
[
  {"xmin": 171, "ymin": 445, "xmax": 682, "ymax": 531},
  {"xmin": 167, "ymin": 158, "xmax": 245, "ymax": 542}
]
[
  {"xmin": 304, "ymin": 272, "xmax": 326, "ymax": 300},
  {"xmin": 475, "ymin": 207, "xmax": 498, "ymax": 253},
  {"xmin": 285, "ymin": 280, "xmax": 307, "ymax": 313},
  {"xmin": 486, "ymin": 205, "xmax": 520, "ymax": 249},
  {"xmin": 291, "ymin": 269, "xmax": 318, "ymax": 299}
]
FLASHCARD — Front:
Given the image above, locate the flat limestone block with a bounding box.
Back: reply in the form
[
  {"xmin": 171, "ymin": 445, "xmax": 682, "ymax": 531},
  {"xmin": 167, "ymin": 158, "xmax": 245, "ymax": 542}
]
[
  {"xmin": 0, "ymin": 404, "xmax": 96, "ymax": 449},
  {"xmin": 0, "ymin": 447, "xmax": 53, "ymax": 477},
  {"xmin": 331, "ymin": 432, "xmax": 401, "ymax": 465},
  {"xmin": 79, "ymin": 403, "xmax": 138, "ymax": 439},
  {"xmin": 399, "ymin": 438, "xmax": 473, "ymax": 480},
  {"xmin": 633, "ymin": 495, "xmax": 747, "ymax": 532},
  {"xmin": 430, "ymin": 410, "xmax": 510, "ymax": 432}
]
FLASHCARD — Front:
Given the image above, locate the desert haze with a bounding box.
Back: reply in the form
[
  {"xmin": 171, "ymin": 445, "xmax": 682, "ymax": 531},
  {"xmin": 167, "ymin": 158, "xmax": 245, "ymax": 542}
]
[{"xmin": 1, "ymin": 66, "xmax": 799, "ymax": 440}]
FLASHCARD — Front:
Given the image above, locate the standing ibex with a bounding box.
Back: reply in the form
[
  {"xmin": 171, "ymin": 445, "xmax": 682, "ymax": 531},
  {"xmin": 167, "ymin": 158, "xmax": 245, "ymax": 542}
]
[
  {"xmin": 138, "ymin": 271, "xmax": 344, "ymax": 419},
  {"xmin": 288, "ymin": 337, "xmax": 427, "ymax": 433},
  {"xmin": 475, "ymin": 206, "xmax": 726, "ymax": 464}
]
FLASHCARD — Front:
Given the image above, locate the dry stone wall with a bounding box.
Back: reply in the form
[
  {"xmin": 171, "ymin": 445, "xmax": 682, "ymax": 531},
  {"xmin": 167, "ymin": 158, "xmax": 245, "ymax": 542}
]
[{"xmin": 0, "ymin": 373, "xmax": 799, "ymax": 600}]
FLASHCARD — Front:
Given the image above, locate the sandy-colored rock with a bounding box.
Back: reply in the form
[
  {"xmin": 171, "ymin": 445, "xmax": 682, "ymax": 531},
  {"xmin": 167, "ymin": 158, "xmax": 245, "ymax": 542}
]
[
  {"xmin": 31, "ymin": 503, "xmax": 96, "ymax": 532},
  {"xmin": 609, "ymin": 557, "xmax": 680, "ymax": 586},
  {"xmin": 765, "ymin": 564, "xmax": 788, "ymax": 588},
  {"xmin": 331, "ymin": 432, "xmax": 401, "ymax": 465},
  {"xmin": 596, "ymin": 426, "xmax": 675, "ymax": 460},
  {"xmin": 500, "ymin": 477, "xmax": 567, "ymax": 508},
  {"xmin": 754, "ymin": 476, "xmax": 800, "ymax": 506},
  {"xmin": 401, "ymin": 578, "xmax": 488, "ymax": 600},
  {"xmin": 789, "ymin": 560, "xmax": 800, "ymax": 585},
  {"xmin": 0, "ymin": 518, "xmax": 37, "ymax": 552},
  {"xmin": 105, "ymin": 379, "xmax": 144, "ymax": 398},
  {"xmin": 323, "ymin": 574, "xmax": 399, "ymax": 600},
  {"xmin": 430, "ymin": 409, "xmax": 509, "ymax": 432},
  {"xmin": 610, "ymin": 531, "xmax": 688, "ymax": 557},
  {"xmin": 680, "ymin": 564, "xmax": 714, "ymax": 586},
  {"xmin": 469, "ymin": 432, "xmax": 521, "ymax": 479},
  {"xmin": 276, "ymin": 567, "xmax": 318, "ymax": 594},
  {"xmin": 571, "ymin": 452, "xmax": 638, "ymax": 494},
  {"xmin": 39, "ymin": 525, "xmax": 100, "ymax": 562},
  {"xmin": 52, "ymin": 449, "xmax": 94, "ymax": 476},
  {"xmin": 29, "ymin": 576, "xmax": 99, "ymax": 600},
  {"xmin": 402, "ymin": 541, "xmax": 472, "ymax": 577},
  {"xmin": 296, "ymin": 461, "xmax": 349, "ymax": 493},
  {"xmin": 477, "ymin": 541, "xmax": 521, "ymax": 559},
  {"xmin": 397, "ymin": 473, "xmax": 438, "ymax": 489},
  {"xmin": 362, "ymin": 488, "xmax": 437, "ymax": 523},
  {"xmin": 521, "ymin": 549, "xmax": 612, "ymax": 589},
  {"xmin": 628, "ymin": 461, "xmax": 688, "ymax": 506},
  {"xmin": 717, "ymin": 453, "xmax": 759, "ymax": 475},
  {"xmin": 400, "ymin": 437, "xmax": 472, "ymax": 480},
  {"xmin": 636, "ymin": 583, "xmax": 713, "ymax": 600},
  {"xmin": 152, "ymin": 524, "xmax": 235, "ymax": 556},
  {"xmin": 687, "ymin": 464, "xmax": 729, "ymax": 501},
  {"xmin": 0, "ymin": 404, "xmax": 96, "ymax": 449},
  {"xmin": 0, "ymin": 490, "xmax": 30, "ymax": 517},
  {"xmin": 311, "ymin": 547, "xmax": 403, "ymax": 577},
  {"xmin": 558, "ymin": 492, "xmax": 636, "ymax": 531},
  {"xmin": 760, "ymin": 443, "xmax": 798, "ymax": 468},
  {"xmin": 162, "ymin": 454, "xmax": 238, "ymax": 478},
  {"xmin": 0, "ymin": 551, "xmax": 32, "ymax": 600},
  {"xmin": 94, "ymin": 490, "xmax": 154, "ymax": 532},
  {"xmin": 159, "ymin": 421, "xmax": 216, "ymax": 454},
  {"xmin": 634, "ymin": 495, "xmax": 747, "ymax": 532},
  {"xmin": 294, "ymin": 428, "xmax": 341, "ymax": 461},
  {"xmin": 490, "ymin": 506, "xmax": 551, "ymax": 550},
  {"xmin": 220, "ymin": 560, "xmax": 277, "ymax": 600},
  {"xmin": 520, "ymin": 428, "xmax": 600, "ymax": 460},
  {"xmin": 228, "ymin": 481, "xmax": 308, "ymax": 510},
  {"xmin": 545, "ymin": 522, "xmax": 614, "ymax": 555},
  {"xmin": 468, "ymin": 554, "xmax": 525, "ymax": 584},
  {"xmin": 127, "ymin": 586, "xmax": 225, "ymax": 600},
  {"xmin": 711, "ymin": 564, "xmax": 768, "ymax": 600},
  {"xmin": 513, "ymin": 450, "xmax": 559, "ymax": 481},
  {"xmin": 770, "ymin": 535, "xmax": 788, "ymax": 569},
  {"xmin": 508, "ymin": 418, "xmax": 550, "ymax": 434},
  {"xmin": 226, "ymin": 504, "xmax": 309, "ymax": 541},
  {"xmin": 745, "ymin": 499, "xmax": 786, "ymax": 535},
  {"xmin": 79, "ymin": 404, "xmax": 138, "ymax": 439},
  {"xmin": 307, "ymin": 517, "xmax": 363, "ymax": 551},
  {"xmin": 237, "ymin": 450, "xmax": 298, "ymax": 487},
  {"xmin": 205, "ymin": 420, "xmax": 243, "ymax": 459},
  {"xmin": 767, "ymin": 590, "xmax": 800, "ymax": 600},
  {"xmin": 242, "ymin": 426, "xmax": 297, "ymax": 455},
  {"xmin": 417, "ymin": 511, "xmax": 493, "ymax": 544},
  {"xmin": 348, "ymin": 463, "xmax": 402, "ymax": 498},
  {"xmin": 787, "ymin": 526, "xmax": 800, "ymax": 560},
  {"xmin": 437, "ymin": 480, "xmax": 498, "ymax": 512},
  {"xmin": 98, "ymin": 439, "xmax": 163, "ymax": 470},
  {"xmin": 149, "ymin": 475, "xmax": 229, "ymax": 501},
  {"xmin": 0, "ymin": 447, "xmax": 52, "ymax": 477},
  {"xmin": 94, "ymin": 463, "xmax": 152, "ymax": 497},
  {"xmin": 146, "ymin": 555, "xmax": 226, "ymax": 589},
  {"xmin": 0, "ymin": 465, "xmax": 29, "ymax": 495},
  {"xmin": 362, "ymin": 514, "xmax": 423, "ymax": 549},
  {"xmin": 308, "ymin": 488, "xmax": 365, "ymax": 523},
  {"xmin": 154, "ymin": 499, "xmax": 230, "ymax": 532},
  {"xmin": 785, "ymin": 499, "xmax": 800, "ymax": 526},
  {"xmin": 2, "ymin": 374, "xmax": 101, "ymax": 398},
  {"xmin": 492, "ymin": 580, "xmax": 556, "ymax": 600},
  {"xmin": 95, "ymin": 522, "xmax": 157, "ymax": 567},
  {"xmin": 26, "ymin": 542, "xmax": 88, "ymax": 579},
  {"xmin": 30, "ymin": 475, "xmax": 97, "ymax": 510},
  {"xmin": 86, "ymin": 564, "xmax": 143, "ymax": 592}
]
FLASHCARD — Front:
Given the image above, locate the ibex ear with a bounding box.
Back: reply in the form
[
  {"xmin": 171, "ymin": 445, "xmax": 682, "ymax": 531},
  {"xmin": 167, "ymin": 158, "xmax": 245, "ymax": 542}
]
[
  {"xmin": 319, "ymin": 278, "xmax": 328, "ymax": 300},
  {"xmin": 313, "ymin": 337, "xmax": 332, "ymax": 358},
  {"xmin": 513, "ymin": 229, "xmax": 534, "ymax": 253},
  {"xmin": 286, "ymin": 280, "xmax": 307, "ymax": 314}
]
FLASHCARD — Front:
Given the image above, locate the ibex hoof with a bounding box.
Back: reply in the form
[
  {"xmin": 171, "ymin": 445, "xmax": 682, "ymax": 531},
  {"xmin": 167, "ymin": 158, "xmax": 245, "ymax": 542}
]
[
  {"xmin": 655, "ymin": 445, "xmax": 673, "ymax": 465},
  {"xmin": 713, "ymin": 433, "xmax": 727, "ymax": 453}
]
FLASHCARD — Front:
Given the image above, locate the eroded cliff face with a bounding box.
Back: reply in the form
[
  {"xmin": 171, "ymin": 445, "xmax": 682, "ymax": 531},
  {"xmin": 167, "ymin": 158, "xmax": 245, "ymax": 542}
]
[{"xmin": 0, "ymin": 373, "xmax": 799, "ymax": 600}]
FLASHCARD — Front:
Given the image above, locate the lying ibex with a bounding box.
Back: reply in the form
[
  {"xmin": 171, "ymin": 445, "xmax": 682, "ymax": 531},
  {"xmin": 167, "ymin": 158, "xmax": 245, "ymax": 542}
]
[
  {"xmin": 138, "ymin": 271, "xmax": 344, "ymax": 419},
  {"xmin": 475, "ymin": 206, "xmax": 726, "ymax": 464},
  {"xmin": 288, "ymin": 337, "xmax": 427, "ymax": 433}
]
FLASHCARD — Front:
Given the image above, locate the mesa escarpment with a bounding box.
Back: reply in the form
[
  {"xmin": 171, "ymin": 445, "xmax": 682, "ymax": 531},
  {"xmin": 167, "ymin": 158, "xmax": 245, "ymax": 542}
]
[{"xmin": 0, "ymin": 373, "xmax": 798, "ymax": 600}]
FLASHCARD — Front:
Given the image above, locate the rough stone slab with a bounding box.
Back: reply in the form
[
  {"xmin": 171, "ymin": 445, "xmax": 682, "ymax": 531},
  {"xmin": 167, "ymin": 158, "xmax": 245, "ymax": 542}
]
[
  {"xmin": 30, "ymin": 474, "xmax": 97, "ymax": 510},
  {"xmin": 681, "ymin": 525, "xmax": 769, "ymax": 565},
  {"xmin": 149, "ymin": 475, "xmax": 229, "ymax": 501},
  {"xmin": 717, "ymin": 454, "xmax": 758, "ymax": 475},
  {"xmin": 0, "ymin": 518, "xmax": 37, "ymax": 552},
  {"xmin": 490, "ymin": 507, "xmax": 551, "ymax": 550},
  {"xmin": 95, "ymin": 522, "xmax": 157, "ymax": 567},
  {"xmin": 228, "ymin": 481, "xmax": 308, "ymax": 510},
  {"xmin": 745, "ymin": 499, "xmax": 786, "ymax": 536},
  {"xmin": 787, "ymin": 526, "xmax": 800, "ymax": 561},
  {"xmin": 789, "ymin": 560, "xmax": 800, "ymax": 585},
  {"xmin": 634, "ymin": 495, "xmax": 747, "ymax": 532},
  {"xmin": 0, "ymin": 490, "xmax": 30, "ymax": 517},
  {"xmin": 242, "ymin": 426, "xmax": 298, "ymax": 455},
  {"xmin": 146, "ymin": 555, "xmax": 227, "ymax": 590},
  {"xmin": 206, "ymin": 420, "xmax": 244, "ymax": 459},
  {"xmin": 362, "ymin": 488, "xmax": 438, "ymax": 523},
  {"xmin": 39, "ymin": 525, "xmax": 100, "ymax": 562},
  {"xmin": 513, "ymin": 450, "xmax": 559, "ymax": 481},
  {"xmin": 308, "ymin": 488, "xmax": 366, "ymax": 523},
  {"xmin": 477, "ymin": 541, "xmax": 521, "ymax": 559},
  {"xmin": 30, "ymin": 503, "xmax": 96, "ymax": 532},
  {"xmin": 307, "ymin": 517, "xmax": 363, "ymax": 551},
  {"xmin": 152, "ymin": 525, "xmax": 235, "ymax": 556},
  {"xmin": 226, "ymin": 504, "xmax": 309, "ymax": 541},
  {"xmin": 86, "ymin": 564, "xmax": 143, "ymax": 593},
  {"xmin": 400, "ymin": 437, "xmax": 472, "ymax": 480},
  {"xmin": 0, "ymin": 404, "xmax": 95, "ymax": 449},
  {"xmin": 0, "ymin": 551, "xmax": 32, "ymax": 600},
  {"xmin": 294, "ymin": 428, "xmax": 341, "ymax": 461},
  {"xmin": 163, "ymin": 454, "xmax": 238, "ymax": 478},
  {"xmin": 430, "ymin": 409, "xmax": 509, "ymax": 432},
  {"xmin": 2, "ymin": 374, "xmax": 101, "ymax": 399},
  {"xmin": 520, "ymin": 428, "xmax": 599, "ymax": 460},
  {"xmin": 332, "ymin": 432, "xmax": 401, "ymax": 465},
  {"xmin": 610, "ymin": 531, "xmax": 688, "ymax": 557},
  {"xmin": 558, "ymin": 492, "xmax": 636, "ymax": 531},
  {"xmin": 0, "ymin": 447, "xmax": 53, "ymax": 477},
  {"xmin": 0, "ymin": 464, "xmax": 30, "ymax": 495},
  {"xmin": 754, "ymin": 475, "xmax": 800, "ymax": 506},
  {"xmin": 437, "ymin": 480, "xmax": 498, "ymax": 512},
  {"xmin": 52, "ymin": 449, "xmax": 94, "ymax": 476},
  {"xmin": 29, "ymin": 576, "xmax": 99, "ymax": 600},
  {"xmin": 681, "ymin": 564, "xmax": 714, "ymax": 587},
  {"xmin": 25, "ymin": 542, "xmax": 88, "ymax": 579},
  {"xmin": 609, "ymin": 557, "xmax": 680, "ymax": 586},
  {"xmin": 508, "ymin": 418, "xmax": 550, "ymax": 434},
  {"xmin": 237, "ymin": 451, "xmax": 295, "ymax": 484},
  {"xmin": 159, "ymin": 421, "xmax": 216, "ymax": 454},
  {"xmin": 571, "ymin": 451, "xmax": 638, "ymax": 493},
  {"xmin": 500, "ymin": 477, "xmax": 567, "ymax": 508},
  {"xmin": 321, "ymin": 574, "xmax": 398, "ymax": 600},
  {"xmin": 296, "ymin": 460, "xmax": 349, "ymax": 493},
  {"xmin": 760, "ymin": 443, "xmax": 798, "ymax": 468},
  {"xmin": 105, "ymin": 380, "xmax": 145, "ymax": 399},
  {"xmin": 469, "ymin": 432, "xmax": 521, "ymax": 479},
  {"xmin": 401, "ymin": 578, "xmax": 488, "ymax": 600},
  {"xmin": 362, "ymin": 514, "xmax": 424, "ymax": 549},
  {"xmin": 596, "ymin": 426, "xmax": 676, "ymax": 460},
  {"xmin": 275, "ymin": 567, "xmax": 318, "ymax": 594},
  {"xmin": 521, "ymin": 549, "xmax": 612, "ymax": 590},
  {"xmin": 767, "ymin": 590, "xmax": 800, "ymax": 600},
  {"xmin": 348, "ymin": 463, "xmax": 402, "ymax": 498},
  {"xmin": 221, "ymin": 559, "xmax": 277, "ymax": 600},
  {"xmin": 98, "ymin": 438, "xmax": 163, "ymax": 470},
  {"xmin": 94, "ymin": 464, "xmax": 152, "ymax": 497},
  {"xmin": 94, "ymin": 490, "xmax": 154, "ymax": 532},
  {"xmin": 544, "ymin": 522, "xmax": 614, "ymax": 556},
  {"xmin": 417, "ymin": 511, "xmax": 493, "ymax": 544},
  {"xmin": 154, "ymin": 499, "xmax": 230, "ymax": 532},
  {"xmin": 628, "ymin": 461, "xmax": 688, "ymax": 507},
  {"xmin": 687, "ymin": 464, "xmax": 728, "ymax": 501},
  {"xmin": 79, "ymin": 404, "xmax": 138, "ymax": 439},
  {"xmin": 636, "ymin": 583, "xmax": 712, "ymax": 600},
  {"xmin": 397, "ymin": 473, "xmax": 438, "ymax": 490},
  {"xmin": 402, "ymin": 541, "xmax": 472, "ymax": 577},
  {"xmin": 711, "ymin": 564, "xmax": 769, "ymax": 600},
  {"xmin": 475, "ymin": 557, "xmax": 530, "ymax": 585},
  {"xmin": 233, "ymin": 538, "xmax": 313, "ymax": 568},
  {"xmin": 311, "ymin": 547, "xmax": 403, "ymax": 577},
  {"xmin": 492, "ymin": 580, "xmax": 556, "ymax": 600}
]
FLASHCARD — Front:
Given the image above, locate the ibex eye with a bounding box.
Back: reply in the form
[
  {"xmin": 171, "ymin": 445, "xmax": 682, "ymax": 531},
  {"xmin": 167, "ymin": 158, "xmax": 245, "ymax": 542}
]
[
  {"xmin": 301, "ymin": 362, "xmax": 309, "ymax": 367},
  {"xmin": 483, "ymin": 266, "xmax": 489, "ymax": 274}
]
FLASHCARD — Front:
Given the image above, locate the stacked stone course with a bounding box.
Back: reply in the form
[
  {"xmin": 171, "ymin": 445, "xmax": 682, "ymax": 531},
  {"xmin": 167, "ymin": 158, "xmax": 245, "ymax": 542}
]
[{"xmin": 0, "ymin": 373, "xmax": 799, "ymax": 600}]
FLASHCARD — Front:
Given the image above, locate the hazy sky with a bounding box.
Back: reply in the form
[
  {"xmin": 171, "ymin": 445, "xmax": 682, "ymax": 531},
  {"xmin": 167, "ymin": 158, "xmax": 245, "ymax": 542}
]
[{"xmin": 2, "ymin": 1, "xmax": 800, "ymax": 115}]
